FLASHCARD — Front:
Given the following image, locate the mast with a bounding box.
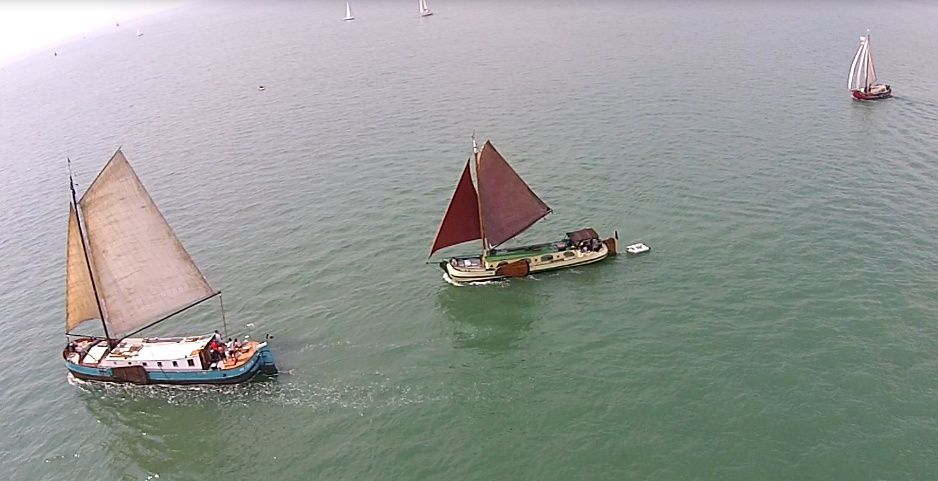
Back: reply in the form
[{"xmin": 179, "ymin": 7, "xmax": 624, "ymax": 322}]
[
  {"xmin": 472, "ymin": 133, "xmax": 488, "ymax": 254},
  {"xmin": 67, "ymin": 158, "xmax": 112, "ymax": 344}
]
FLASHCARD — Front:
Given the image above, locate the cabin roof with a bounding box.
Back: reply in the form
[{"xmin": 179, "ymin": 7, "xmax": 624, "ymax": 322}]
[
  {"xmin": 104, "ymin": 336, "xmax": 211, "ymax": 362},
  {"xmin": 566, "ymin": 228, "xmax": 599, "ymax": 243}
]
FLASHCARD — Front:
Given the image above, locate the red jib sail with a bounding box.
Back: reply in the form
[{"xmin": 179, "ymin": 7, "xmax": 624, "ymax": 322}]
[
  {"xmin": 477, "ymin": 141, "xmax": 551, "ymax": 247},
  {"xmin": 429, "ymin": 159, "xmax": 482, "ymax": 256}
]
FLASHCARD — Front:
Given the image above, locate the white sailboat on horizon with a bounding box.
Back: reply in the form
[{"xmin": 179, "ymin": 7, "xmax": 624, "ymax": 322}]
[
  {"xmin": 136, "ymin": 28, "xmax": 143, "ymax": 37},
  {"xmin": 419, "ymin": 0, "xmax": 433, "ymax": 16},
  {"xmin": 343, "ymin": 2, "xmax": 355, "ymax": 21}
]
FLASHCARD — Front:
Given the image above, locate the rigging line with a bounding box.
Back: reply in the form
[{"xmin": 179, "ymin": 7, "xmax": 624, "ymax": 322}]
[
  {"xmin": 220, "ymin": 293, "xmax": 229, "ymax": 340},
  {"xmin": 117, "ymin": 291, "xmax": 221, "ymax": 343}
]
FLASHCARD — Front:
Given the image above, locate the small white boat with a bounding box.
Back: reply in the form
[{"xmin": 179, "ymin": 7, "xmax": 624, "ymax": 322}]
[
  {"xmin": 625, "ymin": 242, "xmax": 651, "ymax": 255},
  {"xmin": 419, "ymin": 0, "xmax": 433, "ymax": 16},
  {"xmin": 136, "ymin": 28, "xmax": 143, "ymax": 37},
  {"xmin": 343, "ymin": 2, "xmax": 355, "ymax": 21}
]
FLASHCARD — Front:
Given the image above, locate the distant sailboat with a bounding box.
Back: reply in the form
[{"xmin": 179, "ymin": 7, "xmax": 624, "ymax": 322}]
[
  {"xmin": 848, "ymin": 31, "xmax": 892, "ymax": 100},
  {"xmin": 343, "ymin": 2, "xmax": 355, "ymax": 21},
  {"xmin": 136, "ymin": 28, "xmax": 143, "ymax": 37},
  {"xmin": 419, "ymin": 0, "xmax": 433, "ymax": 16},
  {"xmin": 430, "ymin": 136, "xmax": 622, "ymax": 283},
  {"xmin": 62, "ymin": 149, "xmax": 277, "ymax": 385}
]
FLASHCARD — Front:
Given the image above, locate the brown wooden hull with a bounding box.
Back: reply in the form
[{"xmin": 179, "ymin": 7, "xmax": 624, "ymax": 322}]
[
  {"xmin": 602, "ymin": 237, "xmax": 617, "ymax": 256},
  {"xmin": 495, "ymin": 259, "xmax": 530, "ymax": 277}
]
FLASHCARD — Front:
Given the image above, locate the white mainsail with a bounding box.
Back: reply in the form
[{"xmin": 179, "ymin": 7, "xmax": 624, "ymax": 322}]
[
  {"xmin": 848, "ymin": 34, "xmax": 878, "ymax": 92},
  {"xmin": 866, "ymin": 41, "xmax": 877, "ymax": 88},
  {"xmin": 420, "ymin": 0, "xmax": 432, "ymax": 15},
  {"xmin": 344, "ymin": 2, "xmax": 354, "ymax": 20},
  {"xmin": 71, "ymin": 149, "xmax": 216, "ymax": 338}
]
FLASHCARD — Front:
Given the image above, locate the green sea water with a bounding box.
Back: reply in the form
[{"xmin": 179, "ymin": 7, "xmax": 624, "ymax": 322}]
[{"xmin": 2, "ymin": 1, "xmax": 938, "ymax": 480}]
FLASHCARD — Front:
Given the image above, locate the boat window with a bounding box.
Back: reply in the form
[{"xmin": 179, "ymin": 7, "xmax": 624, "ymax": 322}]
[
  {"xmin": 187, "ymin": 359, "xmax": 195, "ymax": 367},
  {"xmin": 157, "ymin": 362, "xmax": 162, "ymax": 367},
  {"xmin": 142, "ymin": 362, "xmax": 147, "ymax": 366},
  {"xmin": 541, "ymin": 255, "xmax": 553, "ymax": 262},
  {"xmin": 564, "ymin": 251, "xmax": 574, "ymax": 257},
  {"xmin": 172, "ymin": 361, "xmax": 178, "ymax": 367}
]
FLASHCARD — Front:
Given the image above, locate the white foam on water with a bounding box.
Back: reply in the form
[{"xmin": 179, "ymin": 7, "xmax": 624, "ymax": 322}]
[{"xmin": 443, "ymin": 272, "xmax": 506, "ymax": 287}]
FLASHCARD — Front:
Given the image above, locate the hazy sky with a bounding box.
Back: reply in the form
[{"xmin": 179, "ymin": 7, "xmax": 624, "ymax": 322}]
[{"xmin": 0, "ymin": 1, "xmax": 180, "ymax": 65}]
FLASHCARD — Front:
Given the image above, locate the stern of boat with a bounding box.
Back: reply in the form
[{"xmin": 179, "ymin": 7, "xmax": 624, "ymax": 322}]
[
  {"xmin": 602, "ymin": 230, "xmax": 618, "ymax": 256},
  {"xmin": 256, "ymin": 340, "xmax": 278, "ymax": 375}
]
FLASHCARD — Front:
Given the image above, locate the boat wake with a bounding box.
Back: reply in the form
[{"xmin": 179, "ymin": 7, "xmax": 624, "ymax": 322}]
[
  {"xmin": 67, "ymin": 372, "xmax": 88, "ymax": 387},
  {"xmin": 68, "ymin": 371, "xmax": 448, "ymax": 410},
  {"xmin": 442, "ymin": 273, "xmax": 503, "ymax": 287}
]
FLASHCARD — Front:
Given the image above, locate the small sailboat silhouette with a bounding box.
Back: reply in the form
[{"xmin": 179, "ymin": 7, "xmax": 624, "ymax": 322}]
[
  {"xmin": 419, "ymin": 0, "xmax": 433, "ymax": 16},
  {"xmin": 343, "ymin": 2, "xmax": 354, "ymax": 21},
  {"xmin": 136, "ymin": 28, "xmax": 143, "ymax": 37}
]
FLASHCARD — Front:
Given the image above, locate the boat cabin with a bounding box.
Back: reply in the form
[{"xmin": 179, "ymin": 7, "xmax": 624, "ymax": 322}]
[
  {"xmin": 565, "ymin": 228, "xmax": 605, "ymax": 252},
  {"xmin": 65, "ymin": 335, "xmax": 256, "ymax": 371},
  {"xmin": 566, "ymin": 228, "xmax": 599, "ymax": 244}
]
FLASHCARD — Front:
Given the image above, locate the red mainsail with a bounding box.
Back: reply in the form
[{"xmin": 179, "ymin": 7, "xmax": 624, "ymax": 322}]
[
  {"xmin": 477, "ymin": 141, "xmax": 551, "ymax": 247},
  {"xmin": 429, "ymin": 159, "xmax": 482, "ymax": 256}
]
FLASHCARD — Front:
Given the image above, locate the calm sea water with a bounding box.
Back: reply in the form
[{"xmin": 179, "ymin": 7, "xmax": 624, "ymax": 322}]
[{"xmin": 2, "ymin": 1, "xmax": 938, "ymax": 480}]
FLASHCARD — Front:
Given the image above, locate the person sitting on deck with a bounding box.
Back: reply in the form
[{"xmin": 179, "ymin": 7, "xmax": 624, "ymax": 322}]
[{"xmin": 233, "ymin": 337, "xmax": 242, "ymax": 353}]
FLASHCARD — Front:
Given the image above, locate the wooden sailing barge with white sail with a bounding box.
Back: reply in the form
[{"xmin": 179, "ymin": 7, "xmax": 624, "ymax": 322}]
[
  {"xmin": 62, "ymin": 149, "xmax": 277, "ymax": 385},
  {"xmin": 848, "ymin": 32, "xmax": 892, "ymax": 100},
  {"xmin": 430, "ymin": 138, "xmax": 619, "ymax": 283}
]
